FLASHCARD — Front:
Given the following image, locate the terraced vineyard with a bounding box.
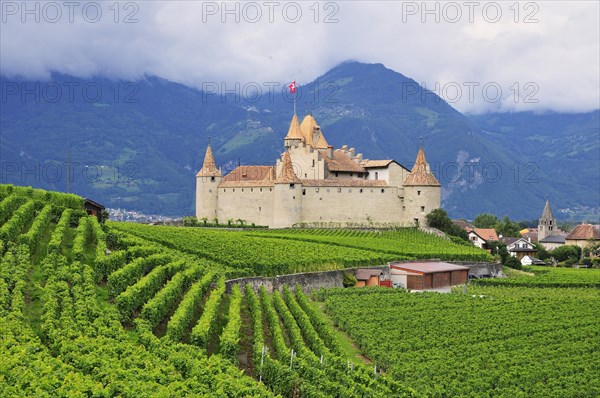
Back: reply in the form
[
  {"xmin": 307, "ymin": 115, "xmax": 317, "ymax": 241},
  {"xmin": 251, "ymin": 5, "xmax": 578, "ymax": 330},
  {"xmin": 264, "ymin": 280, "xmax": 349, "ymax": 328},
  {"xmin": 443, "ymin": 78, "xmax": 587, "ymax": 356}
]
[
  {"xmin": 110, "ymin": 222, "xmax": 491, "ymax": 278},
  {"xmin": 0, "ymin": 185, "xmax": 418, "ymax": 396},
  {"xmin": 2, "ymin": 183, "xmax": 598, "ymax": 397}
]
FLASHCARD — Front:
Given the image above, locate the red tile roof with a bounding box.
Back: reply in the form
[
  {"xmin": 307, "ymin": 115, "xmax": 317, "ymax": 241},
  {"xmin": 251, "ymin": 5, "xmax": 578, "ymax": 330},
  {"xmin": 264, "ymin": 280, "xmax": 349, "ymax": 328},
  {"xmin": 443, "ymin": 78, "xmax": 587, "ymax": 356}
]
[
  {"xmin": 222, "ymin": 166, "xmax": 275, "ymax": 182},
  {"xmin": 470, "ymin": 228, "xmax": 499, "ymax": 242},
  {"xmin": 566, "ymin": 224, "xmax": 600, "ymax": 240},
  {"xmin": 320, "ymin": 150, "xmax": 366, "ymax": 173}
]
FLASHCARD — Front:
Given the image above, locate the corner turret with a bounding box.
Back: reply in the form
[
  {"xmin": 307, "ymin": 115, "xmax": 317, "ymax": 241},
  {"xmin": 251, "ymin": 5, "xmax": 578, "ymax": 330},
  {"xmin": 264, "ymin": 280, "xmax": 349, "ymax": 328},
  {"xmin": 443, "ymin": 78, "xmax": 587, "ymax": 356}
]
[
  {"xmin": 273, "ymin": 150, "xmax": 302, "ymax": 228},
  {"xmin": 403, "ymin": 145, "xmax": 441, "ymax": 226},
  {"xmin": 196, "ymin": 144, "xmax": 222, "ymax": 221}
]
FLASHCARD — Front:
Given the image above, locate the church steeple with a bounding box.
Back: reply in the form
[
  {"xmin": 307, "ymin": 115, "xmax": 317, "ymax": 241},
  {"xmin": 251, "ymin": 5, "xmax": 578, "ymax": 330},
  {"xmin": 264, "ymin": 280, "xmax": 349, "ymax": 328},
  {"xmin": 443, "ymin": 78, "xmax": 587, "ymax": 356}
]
[
  {"xmin": 197, "ymin": 145, "xmax": 221, "ymax": 177},
  {"xmin": 538, "ymin": 197, "xmax": 556, "ymax": 241},
  {"xmin": 403, "ymin": 145, "xmax": 440, "ymax": 186}
]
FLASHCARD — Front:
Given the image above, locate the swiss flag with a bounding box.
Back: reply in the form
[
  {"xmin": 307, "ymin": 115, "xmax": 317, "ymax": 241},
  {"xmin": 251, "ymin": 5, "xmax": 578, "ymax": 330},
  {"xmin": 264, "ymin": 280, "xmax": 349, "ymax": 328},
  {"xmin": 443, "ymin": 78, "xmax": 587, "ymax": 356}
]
[{"xmin": 288, "ymin": 81, "xmax": 297, "ymax": 94}]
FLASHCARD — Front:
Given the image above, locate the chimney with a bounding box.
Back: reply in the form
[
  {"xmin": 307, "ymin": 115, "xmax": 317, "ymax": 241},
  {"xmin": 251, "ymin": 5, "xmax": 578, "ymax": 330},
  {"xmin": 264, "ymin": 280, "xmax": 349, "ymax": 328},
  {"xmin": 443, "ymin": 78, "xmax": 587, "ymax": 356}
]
[{"xmin": 349, "ymin": 148, "xmax": 356, "ymax": 157}]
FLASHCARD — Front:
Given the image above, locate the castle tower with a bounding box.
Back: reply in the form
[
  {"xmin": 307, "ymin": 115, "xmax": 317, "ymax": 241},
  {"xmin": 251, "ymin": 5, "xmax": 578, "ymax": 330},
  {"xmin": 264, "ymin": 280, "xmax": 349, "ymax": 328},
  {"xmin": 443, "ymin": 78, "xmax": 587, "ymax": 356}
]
[
  {"xmin": 195, "ymin": 144, "xmax": 222, "ymax": 221},
  {"xmin": 284, "ymin": 114, "xmax": 304, "ymax": 149},
  {"xmin": 538, "ymin": 197, "xmax": 556, "ymax": 241},
  {"xmin": 403, "ymin": 145, "xmax": 441, "ymax": 227},
  {"xmin": 273, "ymin": 150, "xmax": 302, "ymax": 228}
]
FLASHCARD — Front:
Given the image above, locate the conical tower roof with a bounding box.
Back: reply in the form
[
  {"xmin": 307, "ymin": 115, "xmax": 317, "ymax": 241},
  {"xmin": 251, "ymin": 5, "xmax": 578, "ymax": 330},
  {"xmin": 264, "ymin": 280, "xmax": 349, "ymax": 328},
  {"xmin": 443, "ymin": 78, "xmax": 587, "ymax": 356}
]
[
  {"xmin": 196, "ymin": 145, "xmax": 221, "ymax": 177},
  {"xmin": 315, "ymin": 132, "xmax": 329, "ymax": 148},
  {"xmin": 276, "ymin": 151, "xmax": 300, "ymax": 184},
  {"xmin": 300, "ymin": 115, "xmax": 316, "ymax": 146},
  {"xmin": 403, "ymin": 145, "xmax": 440, "ymax": 186},
  {"xmin": 540, "ymin": 198, "xmax": 554, "ymax": 220},
  {"xmin": 285, "ymin": 114, "xmax": 304, "ymax": 141}
]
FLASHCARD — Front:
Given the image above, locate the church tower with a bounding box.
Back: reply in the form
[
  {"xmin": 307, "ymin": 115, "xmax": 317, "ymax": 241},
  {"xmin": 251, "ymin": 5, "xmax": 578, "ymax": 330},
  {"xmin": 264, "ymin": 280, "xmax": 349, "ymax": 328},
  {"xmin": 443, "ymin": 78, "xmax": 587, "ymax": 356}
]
[
  {"xmin": 538, "ymin": 197, "xmax": 556, "ymax": 241},
  {"xmin": 403, "ymin": 145, "xmax": 441, "ymax": 227},
  {"xmin": 273, "ymin": 150, "xmax": 302, "ymax": 228},
  {"xmin": 195, "ymin": 144, "xmax": 222, "ymax": 221}
]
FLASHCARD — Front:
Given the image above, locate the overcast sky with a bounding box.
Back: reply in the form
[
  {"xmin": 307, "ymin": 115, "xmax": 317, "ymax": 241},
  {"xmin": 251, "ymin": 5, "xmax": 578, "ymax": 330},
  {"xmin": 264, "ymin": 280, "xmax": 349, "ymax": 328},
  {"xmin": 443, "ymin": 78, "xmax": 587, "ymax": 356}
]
[{"xmin": 1, "ymin": 0, "xmax": 598, "ymax": 114}]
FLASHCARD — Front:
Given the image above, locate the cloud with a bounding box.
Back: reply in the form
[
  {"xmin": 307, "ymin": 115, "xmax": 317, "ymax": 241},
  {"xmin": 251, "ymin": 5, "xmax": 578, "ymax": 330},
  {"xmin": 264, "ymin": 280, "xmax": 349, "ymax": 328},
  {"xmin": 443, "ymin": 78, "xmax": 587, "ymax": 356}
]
[{"xmin": 1, "ymin": 0, "xmax": 598, "ymax": 114}]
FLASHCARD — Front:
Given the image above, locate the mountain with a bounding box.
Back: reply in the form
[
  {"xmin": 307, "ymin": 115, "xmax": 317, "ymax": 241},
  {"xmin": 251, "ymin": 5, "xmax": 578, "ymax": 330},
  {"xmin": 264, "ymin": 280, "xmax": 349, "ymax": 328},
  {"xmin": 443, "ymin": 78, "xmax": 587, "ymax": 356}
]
[{"xmin": 1, "ymin": 62, "xmax": 598, "ymax": 221}]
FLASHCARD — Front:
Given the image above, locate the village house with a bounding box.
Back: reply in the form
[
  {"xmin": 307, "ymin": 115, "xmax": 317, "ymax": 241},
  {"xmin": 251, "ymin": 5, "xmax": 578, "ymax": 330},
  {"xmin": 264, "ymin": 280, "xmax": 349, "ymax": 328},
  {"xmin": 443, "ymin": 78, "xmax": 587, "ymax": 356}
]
[
  {"xmin": 467, "ymin": 228, "xmax": 499, "ymax": 250},
  {"xmin": 502, "ymin": 237, "xmax": 537, "ymax": 260},
  {"xmin": 196, "ymin": 113, "xmax": 441, "ymax": 228},
  {"xmin": 565, "ymin": 224, "xmax": 600, "ymax": 249}
]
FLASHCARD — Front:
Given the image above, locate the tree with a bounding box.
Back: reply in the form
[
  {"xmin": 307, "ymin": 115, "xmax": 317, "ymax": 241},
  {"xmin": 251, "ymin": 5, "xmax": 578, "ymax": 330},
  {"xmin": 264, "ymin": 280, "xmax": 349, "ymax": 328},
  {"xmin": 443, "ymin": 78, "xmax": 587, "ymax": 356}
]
[
  {"xmin": 495, "ymin": 216, "xmax": 521, "ymax": 238},
  {"xmin": 426, "ymin": 208, "xmax": 452, "ymax": 231},
  {"xmin": 425, "ymin": 209, "xmax": 469, "ymax": 240},
  {"xmin": 473, "ymin": 213, "xmax": 499, "ymax": 228},
  {"xmin": 550, "ymin": 245, "xmax": 581, "ymax": 262},
  {"xmin": 534, "ymin": 242, "xmax": 550, "ymax": 260}
]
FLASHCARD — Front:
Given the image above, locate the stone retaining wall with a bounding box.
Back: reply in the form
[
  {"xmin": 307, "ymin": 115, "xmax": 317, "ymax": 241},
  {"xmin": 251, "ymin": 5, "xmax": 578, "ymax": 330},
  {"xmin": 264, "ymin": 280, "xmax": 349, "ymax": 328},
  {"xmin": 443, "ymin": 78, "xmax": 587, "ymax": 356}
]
[{"xmin": 225, "ymin": 262, "xmax": 501, "ymax": 293}]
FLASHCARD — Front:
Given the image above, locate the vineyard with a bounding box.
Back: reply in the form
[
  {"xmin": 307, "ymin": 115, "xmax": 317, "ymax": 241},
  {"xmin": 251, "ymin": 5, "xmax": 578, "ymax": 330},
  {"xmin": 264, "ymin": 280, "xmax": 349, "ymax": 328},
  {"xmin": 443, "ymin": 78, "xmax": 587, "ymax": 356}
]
[
  {"xmin": 473, "ymin": 265, "xmax": 600, "ymax": 288},
  {"xmin": 320, "ymin": 285, "xmax": 600, "ymax": 397},
  {"xmin": 110, "ymin": 221, "xmax": 491, "ymax": 278},
  {"xmin": 1, "ymin": 183, "xmax": 598, "ymax": 397}
]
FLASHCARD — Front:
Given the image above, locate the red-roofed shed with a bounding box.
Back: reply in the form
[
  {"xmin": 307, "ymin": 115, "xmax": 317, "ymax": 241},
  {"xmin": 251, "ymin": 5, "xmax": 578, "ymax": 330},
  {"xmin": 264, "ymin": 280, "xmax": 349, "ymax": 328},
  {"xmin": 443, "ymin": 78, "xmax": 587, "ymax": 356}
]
[{"xmin": 389, "ymin": 262, "xmax": 469, "ymax": 290}]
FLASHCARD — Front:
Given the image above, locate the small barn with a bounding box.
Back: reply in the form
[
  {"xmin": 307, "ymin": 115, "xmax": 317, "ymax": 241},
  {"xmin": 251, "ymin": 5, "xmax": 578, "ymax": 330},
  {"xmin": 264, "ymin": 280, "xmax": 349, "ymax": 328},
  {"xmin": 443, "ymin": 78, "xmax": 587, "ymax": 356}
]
[
  {"xmin": 355, "ymin": 268, "xmax": 384, "ymax": 287},
  {"xmin": 84, "ymin": 198, "xmax": 105, "ymax": 222},
  {"xmin": 389, "ymin": 262, "xmax": 469, "ymax": 290}
]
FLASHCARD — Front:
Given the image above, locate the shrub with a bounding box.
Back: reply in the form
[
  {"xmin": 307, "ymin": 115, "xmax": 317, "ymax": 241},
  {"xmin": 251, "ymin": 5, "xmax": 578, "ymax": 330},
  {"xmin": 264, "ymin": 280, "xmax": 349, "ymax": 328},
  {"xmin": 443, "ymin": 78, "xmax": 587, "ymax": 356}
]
[
  {"xmin": 503, "ymin": 255, "xmax": 522, "ymax": 270},
  {"xmin": 342, "ymin": 271, "xmax": 357, "ymax": 287}
]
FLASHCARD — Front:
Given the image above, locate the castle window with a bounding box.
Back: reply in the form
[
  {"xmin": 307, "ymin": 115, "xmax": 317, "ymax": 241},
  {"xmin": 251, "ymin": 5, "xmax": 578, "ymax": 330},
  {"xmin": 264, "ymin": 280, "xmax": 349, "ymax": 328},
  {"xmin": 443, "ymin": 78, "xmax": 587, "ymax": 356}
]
[
  {"xmin": 251, "ymin": 188, "xmax": 253, "ymax": 192},
  {"xmin": 337, "ymin": 188, "xmax": 342, "ymax": 193},
  {"xmin": 211, "ymin": 177, "xmax": 215, "ymax": 182},
  {"xmin": 259, "ymin": 207, "xmax": 261, "ymax": 212},
  {"xmin": 549, "ymin": 220, "xmax": 552, "ymax": 225},
  {"xmin": 360, "ymin": 189, "xmax": 363, "ymax": 193},
  {"xmin": 312, "ymin": 159, "xmax": 315, "ymax": 167},
  {"xmin": 417, "ymin": 191, "xmax": 421, "ymax": 196},
  {"xmin": 335, "ymin": 172, "xmax": 339, "ymax": 177},
  {"xmin": 260, "ymin": 188, "xmax": 262, "ymax": 192},
  {"xmin": 381, "ymin": 189, "xmax": 385, "ymax": 193},
  {"xmin": 270, "ymin": 188, "xmax": 272, "ymax": 192},
  {"xmin": 375, "ymin": 172, "xmax": 379, "ymax": 180},
  {"xmin": 290, "ymin": 184, "xmax": 295, "ymax": 189},
  {"xmin": 233, "ymin": 189, "xmax": 235, "ymax": 192},
  {"xmin": 302, "ymin": 189, "xmax": 306, "ymax": 195},
  {"xmin": 350, "ymin": 173, "xmax": 353, "ymax": 177},
  {"xmin": 242, "ymin": 189, "xmax": 244, "ymax": 192},
  {"xmin": 421, "ymin": 206, "xmax": 425, "ymax": 212}
]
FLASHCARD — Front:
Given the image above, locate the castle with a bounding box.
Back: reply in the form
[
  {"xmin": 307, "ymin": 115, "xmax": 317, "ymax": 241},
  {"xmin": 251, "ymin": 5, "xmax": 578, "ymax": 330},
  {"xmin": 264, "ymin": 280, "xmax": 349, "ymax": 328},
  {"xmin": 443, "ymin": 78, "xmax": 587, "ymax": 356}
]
[{"xmin": 196, "ymin": 113, "xmax": 441, "ymax": 228}]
